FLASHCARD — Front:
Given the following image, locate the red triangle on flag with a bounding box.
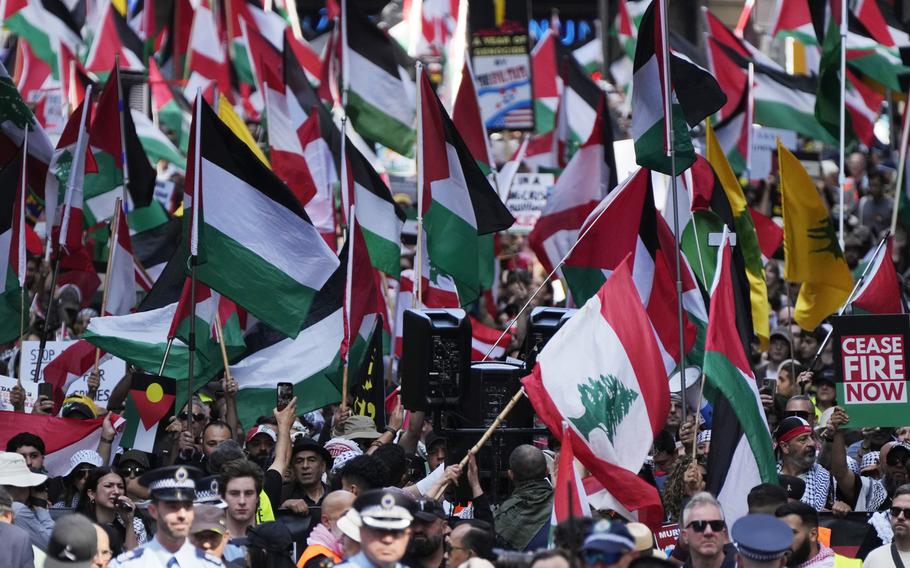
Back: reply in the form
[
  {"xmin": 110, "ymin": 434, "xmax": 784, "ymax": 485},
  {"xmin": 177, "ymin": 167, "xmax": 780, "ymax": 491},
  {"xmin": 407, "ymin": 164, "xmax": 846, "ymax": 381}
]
[{"xmin": 130, "ymin": 380, "xmax": 176, "ymax": 430}]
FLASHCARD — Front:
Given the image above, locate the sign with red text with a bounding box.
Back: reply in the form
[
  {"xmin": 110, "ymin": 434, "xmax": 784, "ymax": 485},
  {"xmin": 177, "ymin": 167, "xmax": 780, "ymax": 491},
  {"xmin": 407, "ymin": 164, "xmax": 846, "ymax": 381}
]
[{"xmin": 832, "ymin": 315, "xmax": 910, "ymax": 427}]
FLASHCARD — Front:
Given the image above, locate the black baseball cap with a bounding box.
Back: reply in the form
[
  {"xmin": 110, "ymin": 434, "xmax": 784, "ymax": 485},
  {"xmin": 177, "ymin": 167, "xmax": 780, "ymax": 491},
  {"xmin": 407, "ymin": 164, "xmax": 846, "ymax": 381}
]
[
  {"xmin": 413, "ymin": 499, "xmax": 446, "ymax": 522},
  {"xmin": 45, "ymin": 514, "xmax": 97, "ymax": 568}
]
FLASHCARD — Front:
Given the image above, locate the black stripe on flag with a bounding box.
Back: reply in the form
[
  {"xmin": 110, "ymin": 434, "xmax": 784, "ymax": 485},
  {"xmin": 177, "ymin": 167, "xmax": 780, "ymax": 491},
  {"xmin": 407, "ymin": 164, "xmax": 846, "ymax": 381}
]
[
  {"xmin": 282, "ymin": 37, "xmax": 321, "ymax": 116},
  {"xmin": 113, "ymin": 7, "xmax": 146, "ymax": 61},
  {"xmin": 0, "ymin": 148, "xmax": 21, "ymax": 233},
  {"xmin": 198, "ymin": 100, "xmax": 312, "ymax": 224},
  {"xmin": 565, "ymin": 55, "xmax": 602, "ymax": 111},
  {"xmin": 433, "ymin": 95, "xmax": 514, "ymax": 235},
  {"xmin": 346, "ymin": 5, "xmax": 412, "ymax": 80}
]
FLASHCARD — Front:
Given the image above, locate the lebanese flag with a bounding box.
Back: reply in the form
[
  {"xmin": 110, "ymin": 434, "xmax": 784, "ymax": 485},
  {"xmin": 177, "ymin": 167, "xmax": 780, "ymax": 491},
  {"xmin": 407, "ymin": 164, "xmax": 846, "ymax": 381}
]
[
  {"xmin": 43, "ymin": 339, "xmax": 106, "ymax": 412},
  {"xmin": 469, "ymin": 316, "xmax": 511, "ymax": 361},
  {"xmin": 853, "ymin": 236, "xmax": 903, "ymax": 314},
  {"xmin": 561, "ymin": 167, "xmax": 701, "ymax": 373},
  {"xmin": 522, "ymin": 257, "xmax": 668, "ymax": 527},
  {"xmin": 552, "ymin": 423, "xmax": 591, "ymax": 524},
  {"xmin": 528, "ymin": 92, "xmax": 617, "ymax": 275},
  {"xmin": 105, "ymin": 208, "xmax": 138, "ymax": 316},
  {"xmin": 0, "ymin": 412, "xmax": 124, "ymax": 476}
]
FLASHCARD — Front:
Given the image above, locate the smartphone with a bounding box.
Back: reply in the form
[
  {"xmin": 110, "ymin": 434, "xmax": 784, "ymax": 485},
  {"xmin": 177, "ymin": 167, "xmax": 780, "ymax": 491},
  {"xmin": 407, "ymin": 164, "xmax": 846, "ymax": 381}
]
[
  {"xmin": 760, "ymin": 378, "xmax": 777, "ymax": 396},
  {"xmin": 277, "ymin": 382, "xmax": 293, "ymax": 411},
  {"xmin": 37, "ymin": 383, "xmax": 53, "ymax": 399}
]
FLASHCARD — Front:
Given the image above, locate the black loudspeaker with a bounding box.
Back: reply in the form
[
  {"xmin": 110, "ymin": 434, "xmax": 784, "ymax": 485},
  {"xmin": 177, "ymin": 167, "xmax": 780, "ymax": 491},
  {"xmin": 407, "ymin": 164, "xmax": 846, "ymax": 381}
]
[
  {"xmin": 461, "ymin": 362, "xmax": 533, "ymax": 429},
  {"xmin": 400, "ymin": 308, "xmax": 471, "ymax": 411},
  {"xmin": 521, "ymin": 307, "xmax": 576, "ymax": 370}
]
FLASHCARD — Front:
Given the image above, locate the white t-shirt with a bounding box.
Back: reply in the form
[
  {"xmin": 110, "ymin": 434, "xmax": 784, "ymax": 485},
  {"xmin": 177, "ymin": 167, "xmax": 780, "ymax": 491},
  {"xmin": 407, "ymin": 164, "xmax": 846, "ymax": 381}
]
[{"xmin": 863, "ymin": 543, "xmax": 910, "ymax": 567}]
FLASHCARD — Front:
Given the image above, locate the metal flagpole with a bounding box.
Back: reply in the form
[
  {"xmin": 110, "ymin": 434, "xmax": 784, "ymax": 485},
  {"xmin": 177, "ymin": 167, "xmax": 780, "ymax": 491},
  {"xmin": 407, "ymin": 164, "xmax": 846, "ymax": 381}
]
[
  {"xmin": 415, "ymin": 62, "xmax": 425, "ymax": 308},
  {"xmin": 890, "ymin": 86, "xmax": 910, "ymax": 235},
  {"xmin": 90, "ymin": 198, "xmax": 123, "ymax": 399},
  {"xmin": 808, "ymin": 230, "xmax": 891, "ymax": 370},
  {"xmin": 186, "ymin": 89, "xmax": 203, "ymax": 436},
  {"xmin": 659, "ymin": 0, "xmax": 688, "ymax": 424},
  {"xmin": 16, "ymin": 127, "xmax": 27, "ymax": 387},
  {"xmin": 837, "ymin": 0, "xmax": 847, "ymax": 250},
  {"xmin": 746, "ymin": 62, "xmax": 755, "ymax": 181}
]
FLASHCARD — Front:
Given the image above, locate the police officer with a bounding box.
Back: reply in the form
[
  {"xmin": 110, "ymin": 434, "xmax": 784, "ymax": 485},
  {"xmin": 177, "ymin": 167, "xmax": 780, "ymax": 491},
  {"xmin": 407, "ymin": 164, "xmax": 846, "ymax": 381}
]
[
  {"xmin": 730, "ymin": 514, "xmax": 793, "ymax": 568},
  {"xmin": 334, "ymin": 489, "xmax": 415, "ymax": 568},
  {"xmin": 110, "ymin": 465, "xmax": 224, "ymax": 568}
]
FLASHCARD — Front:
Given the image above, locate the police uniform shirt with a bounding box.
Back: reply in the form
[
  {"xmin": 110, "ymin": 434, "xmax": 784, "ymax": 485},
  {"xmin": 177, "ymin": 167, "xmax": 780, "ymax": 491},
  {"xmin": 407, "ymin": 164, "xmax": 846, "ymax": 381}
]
[
  {"xmin": 109, "ymin": 536, "xmax": 225, "ymax": 568},
  {"xmin": 335, "ymin": 551, "xmax": 407, "ymax": 568}
]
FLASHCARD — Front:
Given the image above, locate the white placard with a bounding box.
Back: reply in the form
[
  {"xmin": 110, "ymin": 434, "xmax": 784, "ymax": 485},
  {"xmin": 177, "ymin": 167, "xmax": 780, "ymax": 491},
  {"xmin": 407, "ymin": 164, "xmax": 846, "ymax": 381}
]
[
  {"xmin": 750, "ymin": 126, "xmax": 797, "ymax": 181},
  {"xmin": 0, "ymin": 375, "xmax": 38, "ymax": 412},
  {"xmin": 20, "ymin": 341, "xmax": 126, "ymax": 408},
  {"xmin": 505, "ymin": 173, "xmax": 554, "ymax": 233}
]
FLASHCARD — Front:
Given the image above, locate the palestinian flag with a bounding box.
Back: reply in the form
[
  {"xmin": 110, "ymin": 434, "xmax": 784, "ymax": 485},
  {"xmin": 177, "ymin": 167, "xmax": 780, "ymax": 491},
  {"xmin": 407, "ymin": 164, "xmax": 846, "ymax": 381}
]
[
  {"xmin": 562, "ymin": 167, "xmax": 705, "ymax": 372},
  {"xmin": 46, "ymin": 96, "xmax": 95, "ymax": 256},
  {"xmin": 339, "ymin": 218, "xmax": 384, "ymax": 364},
  {"xmin": 704, "ymin": 120, "xmax": 770, "ymax": 350},
  {"xmin": 779, "ymin": 141, "xmax": 853, "ymax": 330},
  {"xmin": 84, "ymin": 64, "xmax": 156, "ymax": 226},
  {"xmin": 4, "ymin": 0, "xmax": 82, "ymax": 77},
  {"xmin": 0, "ymin": 61, "xmax": 54, "ymax": 196},
  {"xmin": 42, "ymin": 339, "xmax": 104, "ymax": 412},
  {"xmin": 120, "ymin": 373, "xmax": 175, "ymax": 452},
  {"xmin": 105, "ymin": 207, "xmax": 138, "ymax": 316},
  {"xmin": 751, "ymin": 206, "xmax": 784, "ymax": 260},
  {"xmin": 561, "ymin": 55, "xmax": 603, "ymax": 158},
  {"xmin": 131, "ymin": 110, "xmax": 185, "ymax": 170},
  {"xmin": 230, "ymin": 256, "xmax": 349, "ymax": 426},
  {"xmin": 149, "ymin": 58, "xmax": 191, "ymax": 153},
  {"xmin": 469, "ymin": 316, "xmax": 511, "ymax": 361},
  {"xmin": 529, "ymin": 93, "xmax": 617, "ymax": 275},
  {"xmin": 531, "ymin": 29, "xmax": 560, "ymax": 134},
  {"xmin": 772, "ymin": 0, "xmax": 818, "ymax": 46},
  {"xmin": 11, "ymin": 40, "xmax": 57, "ymax": 134},
  {"xmin": 0, "ymin": 147, "xmax": 26, "ymax": 343},
  {"xmin": 344, "ymin": 2, "xmax": 416, "ymax": 156},
  {"xmin": 815, "ymin": 19, "xmax": 883, "ymax": 147},
  {"xmin": 183, "ymin": 4, "xmax": 231, "ymax": 103},
  {"xmin": 609, "ymin": 0, "xmax": 640, "ymax": 91},
  {"xmin": 297, "ymin": 111, "xmax": 336, "ymax": 248},
  {"xmin": 703, "ymin": 228, "xmax": 777, "ymax": 523},
  {"xmin": 551, "ymin": 423, "xmax": 591, "ymax": 530},
  {"xmin": 185, "ymin": 97, "xmax": 339, "ymax": 338},
  {"xmin": 522, "ymin": 257, "xmax": 669, "ymax": 527},
  {"xmin": 0, "ymin": 411, "xmax": 124, "ymax": 476},
  {"xmin": 83, "ymin": 0, "xmax": 145, "ymax": 77},
  {"xmin": 852, "ymin": 236, "xmax": 903, "ymax": 314},
  {"xmin": 706, "ymin": 87, "xmax": 751, "ymax": 176},
  {"xmin": 419, "ymin": 70, "xmax": 514, "ymax": 305},
  {"xmin": 58, "ymin": 42, "xmax": 91, "ymax": 112},
  {"xmin": 131, "ymin": 217, "xmax": 181, "ymax": 283},
  {"xmin": 631, "ymin": 0, "xmax": 725, "ymax": 175}
]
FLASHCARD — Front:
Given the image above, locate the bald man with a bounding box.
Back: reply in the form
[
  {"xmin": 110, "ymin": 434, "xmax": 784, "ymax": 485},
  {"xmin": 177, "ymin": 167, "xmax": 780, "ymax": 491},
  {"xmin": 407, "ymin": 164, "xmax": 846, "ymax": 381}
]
[
  {"xmin": 495, "ymin": 445, "xmax": 554, "ymax": 551},
  {"xmin": 297, "ymin": 490, "xmax": 357, "ymax": 568}
]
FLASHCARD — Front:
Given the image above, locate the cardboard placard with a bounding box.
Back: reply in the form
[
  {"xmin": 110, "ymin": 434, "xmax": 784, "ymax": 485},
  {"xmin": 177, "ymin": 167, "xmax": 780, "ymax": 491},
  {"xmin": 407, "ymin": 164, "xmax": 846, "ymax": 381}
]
[
  {"xmin": 19, "ymin": 341, "xmax": 127, "ymax": 408},
  {"xmin": 832, "ymin": 315, "xmax": 910, "ymax": 427}
]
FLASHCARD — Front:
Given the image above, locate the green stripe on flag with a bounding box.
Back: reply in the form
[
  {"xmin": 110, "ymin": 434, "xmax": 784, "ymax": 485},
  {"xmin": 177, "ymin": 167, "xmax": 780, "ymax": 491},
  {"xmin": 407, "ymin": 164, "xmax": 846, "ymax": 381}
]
[
  {"xmin": 347, "ymin": 90, "xmax": 415, "ymax": 157},
  {"xmin": 197, "ymin": 226, "xmax": 320, "ymax": 338},
  {"xmin": 562, "ymin": 265, "xmax": 607, "ymax": 307},
  {"xmin": 0, "ymin": 284, "xmax": 22, "ymax": 343},
  {"xmin": 634, "ymin": 105, "xmax": 695, "ymax": 175},
  {"xmin": 424, "ymin": 201, "xmax": 484, "ymax": 304},
  {"xmin": 361, "ymin": 226, "xmax": 402, "ymax": 278}
]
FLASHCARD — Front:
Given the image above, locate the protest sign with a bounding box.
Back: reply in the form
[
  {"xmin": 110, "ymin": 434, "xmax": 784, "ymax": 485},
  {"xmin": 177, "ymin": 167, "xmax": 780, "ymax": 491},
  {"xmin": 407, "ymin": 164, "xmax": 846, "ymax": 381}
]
[
  {"xmin": 505, "ymin": 173, "xmax": 553, "ymax": 232},
  {"xmin": 20, "ymin": 341, "xmax": 126, "ymax": 408},
  {"xmin": 468, "ymin": 0, "xmax": 533, "ymax": 131},
  {"xmin": 0, "ymin": 375, "xmax": 38, "ymax": 412},
  {"xmin": 832, "ymin": 315, "xmax": 910, "ymax": 427}
]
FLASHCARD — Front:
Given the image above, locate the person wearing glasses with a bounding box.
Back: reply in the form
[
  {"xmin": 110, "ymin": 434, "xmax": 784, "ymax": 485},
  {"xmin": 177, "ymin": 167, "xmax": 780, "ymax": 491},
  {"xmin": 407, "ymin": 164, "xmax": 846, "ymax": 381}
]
[
  {"xmin": 864, "ymin": 485, "xmax": 910, "ymax": 567},
  {"xmin": 116, "ymin": 450, "xmax": 151, "ymax": 501},
  {"xmin": 679, "ymin": 493, "xmax": 734, "ymax": 568},
  {"xmin": 167, "ymin": 398, "xmax": 213, "ymax": 467},
  {"xmin": 53, "ymin": 449, "xmax": 103, "ymax": 508},
  {"xmin": 333, "ymin": 489, "xmax": 415, "ymax": 568},
  {"xmin": 94, "ymin": 522, "xmax": 115, "ymax": 568}
]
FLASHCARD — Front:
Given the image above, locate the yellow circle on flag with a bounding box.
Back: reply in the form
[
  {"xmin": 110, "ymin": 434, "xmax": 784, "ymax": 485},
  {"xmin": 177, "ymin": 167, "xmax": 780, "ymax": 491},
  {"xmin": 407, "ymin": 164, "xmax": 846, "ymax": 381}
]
[{"xmin": 146, "ymin": 383, "xmax": 163, "ymax": 404}]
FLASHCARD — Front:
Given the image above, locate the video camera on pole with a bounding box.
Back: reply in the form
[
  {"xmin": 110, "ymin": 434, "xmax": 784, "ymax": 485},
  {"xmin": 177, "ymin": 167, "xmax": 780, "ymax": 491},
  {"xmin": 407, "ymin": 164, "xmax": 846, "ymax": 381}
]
[
  {"xmin": 400, "ymin": 308, "xmax": 471, "ymax": 412},
  {"xmin": 521, "ymin": 307, "xmax": 576, "ymax": 370}
]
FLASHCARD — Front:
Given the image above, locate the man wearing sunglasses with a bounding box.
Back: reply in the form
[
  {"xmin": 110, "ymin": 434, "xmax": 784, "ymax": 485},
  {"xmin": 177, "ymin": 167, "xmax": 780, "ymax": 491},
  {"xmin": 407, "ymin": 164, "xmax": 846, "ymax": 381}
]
[
  {"xmin": 865, "ymin": 485, "xmax": 910, "ymax": 566},
  {"xmin": 680, "ymin": 493, "xmax": 734, "ymax": 568}
]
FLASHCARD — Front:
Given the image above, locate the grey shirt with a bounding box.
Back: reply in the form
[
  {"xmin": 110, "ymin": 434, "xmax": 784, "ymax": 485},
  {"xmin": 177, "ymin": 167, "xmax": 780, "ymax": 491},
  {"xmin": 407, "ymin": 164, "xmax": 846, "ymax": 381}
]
[{"xmin": 11, "ymin": 501, "xmax": 54, "ymax": 551}]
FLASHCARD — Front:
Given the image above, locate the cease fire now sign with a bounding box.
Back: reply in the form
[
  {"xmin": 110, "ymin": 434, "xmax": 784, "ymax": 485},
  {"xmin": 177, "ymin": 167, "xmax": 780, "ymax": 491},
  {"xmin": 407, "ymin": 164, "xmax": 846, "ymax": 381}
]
[{"xmin": 832, "ymin": 315, "xmax": 910, "ymax": 427}]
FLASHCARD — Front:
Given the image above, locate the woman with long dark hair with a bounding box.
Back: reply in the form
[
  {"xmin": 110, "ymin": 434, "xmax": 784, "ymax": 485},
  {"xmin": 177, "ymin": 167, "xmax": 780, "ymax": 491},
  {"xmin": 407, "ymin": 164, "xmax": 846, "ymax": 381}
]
[{"xmin": 76, "ymin": 467, "xmax": 147, "ymax": 555}]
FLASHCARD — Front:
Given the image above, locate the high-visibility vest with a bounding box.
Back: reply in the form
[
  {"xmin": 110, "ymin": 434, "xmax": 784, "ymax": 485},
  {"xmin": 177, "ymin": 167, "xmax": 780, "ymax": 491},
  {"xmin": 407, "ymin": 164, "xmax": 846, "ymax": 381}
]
[
  {"xmin": 834, "ymin": 553, "xmax": 861, "ymax": 568},
  {"xmin": 297, "ymin": 544, "xmax": 341, "ymax": 568}
]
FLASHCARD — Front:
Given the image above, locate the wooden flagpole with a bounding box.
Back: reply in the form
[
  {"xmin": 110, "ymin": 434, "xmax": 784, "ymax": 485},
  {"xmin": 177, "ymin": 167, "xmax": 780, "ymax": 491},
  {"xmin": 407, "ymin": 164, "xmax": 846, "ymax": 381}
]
[{"xmin": 341, "ymin": 203, "xmax": 356, "ymax": 411}]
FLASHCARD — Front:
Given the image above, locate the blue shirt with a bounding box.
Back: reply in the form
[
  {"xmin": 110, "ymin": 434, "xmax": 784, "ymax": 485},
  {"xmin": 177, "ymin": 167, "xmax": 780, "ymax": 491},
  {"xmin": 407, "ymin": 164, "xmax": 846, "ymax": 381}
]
[{"xmin": 109, "ymin": 536, "xmax": 225, "ymax": 568}]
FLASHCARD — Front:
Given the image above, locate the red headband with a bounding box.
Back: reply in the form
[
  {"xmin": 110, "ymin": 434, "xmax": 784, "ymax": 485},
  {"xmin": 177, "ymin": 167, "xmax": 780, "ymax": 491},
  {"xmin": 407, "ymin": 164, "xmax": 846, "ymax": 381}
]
[{"xmin": 778, "ymin": 424, "xmax": 812, "ymax": 444}]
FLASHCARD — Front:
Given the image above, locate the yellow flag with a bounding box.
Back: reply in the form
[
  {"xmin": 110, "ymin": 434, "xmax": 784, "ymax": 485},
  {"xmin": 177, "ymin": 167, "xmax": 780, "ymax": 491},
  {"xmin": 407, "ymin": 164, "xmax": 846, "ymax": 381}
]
[
  {"xmin": 705, "ymin": 119, "xmax": 770, "ymax": 350},
  {"xmin": 216, "ymin": 93, "xmax": 270, "ymax": 168},
  {"xmin": 778, "ymin": 140, "xmax": 852, "ymax": 330}
]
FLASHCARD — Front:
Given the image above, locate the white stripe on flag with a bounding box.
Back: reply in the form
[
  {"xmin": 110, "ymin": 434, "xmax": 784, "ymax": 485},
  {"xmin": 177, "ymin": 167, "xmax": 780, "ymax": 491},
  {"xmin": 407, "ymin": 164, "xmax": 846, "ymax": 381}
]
[
  {"xmin": 349, "ymin": 50, "xmax": 415, "ymax": 126},
  {"xmin": 106, "ymin": 240, "xmax": 137, "ymax": 315},
  {"xmin": 202, "ymin": 158, "xmax": 338, "ymax": 289},
  {"xmin": 266, "ymin": 86, "xmax": 307, "ymax": 154},
  {"xmin": 430, "ymin": 143, "xmax": 478, "ymax": 229},
  {"xmin": 631, "ymin": 56, "xmax": 664, "ymax": 140},
  {"xmin": 355, "ymin": 182, "xmax": 400, "ymax": 243}
]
